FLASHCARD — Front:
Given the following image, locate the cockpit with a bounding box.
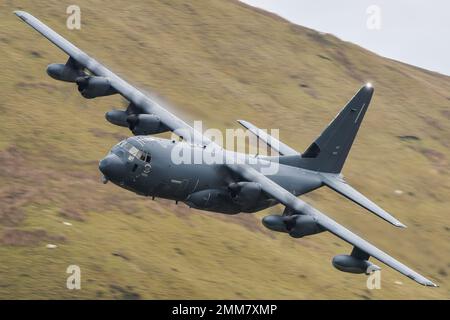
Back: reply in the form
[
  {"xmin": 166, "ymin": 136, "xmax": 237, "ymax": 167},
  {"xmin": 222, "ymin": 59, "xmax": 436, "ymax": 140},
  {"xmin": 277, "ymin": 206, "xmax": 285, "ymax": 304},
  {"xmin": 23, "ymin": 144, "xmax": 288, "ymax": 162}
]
[
  {"xmin": 117, "ymin": 140, "xmax": 151, "ymax": 163},
  {"xmin": 99, "ymin": 139, "xmax": 153, "ymax": 184}
]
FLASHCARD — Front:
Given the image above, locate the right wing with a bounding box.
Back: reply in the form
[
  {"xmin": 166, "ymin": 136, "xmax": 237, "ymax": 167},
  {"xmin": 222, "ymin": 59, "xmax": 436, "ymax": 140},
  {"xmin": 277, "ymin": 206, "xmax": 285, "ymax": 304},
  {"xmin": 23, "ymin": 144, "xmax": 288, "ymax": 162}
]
[
  {"xmin": 15, "ymin": 11, "xmax": 212, "ymax": 146},
  {"xmin": 227, "ymin": 163, "xmax": 437, "ymax": 287},
  {"xmin": 238, "ymin": 120, "xmax": 299, "ymax": 156}
]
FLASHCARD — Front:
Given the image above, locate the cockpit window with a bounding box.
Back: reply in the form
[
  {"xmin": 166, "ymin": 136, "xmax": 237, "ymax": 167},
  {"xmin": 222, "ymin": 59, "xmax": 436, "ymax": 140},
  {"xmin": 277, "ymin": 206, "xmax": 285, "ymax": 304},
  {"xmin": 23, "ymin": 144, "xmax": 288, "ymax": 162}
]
[
  {"xmin": 119, "ymin": 141, "xmax": 151, "ymax": 163},
  {"xmin": 129, "ymin": 146, "xmax": 140, "ymax": 157}
]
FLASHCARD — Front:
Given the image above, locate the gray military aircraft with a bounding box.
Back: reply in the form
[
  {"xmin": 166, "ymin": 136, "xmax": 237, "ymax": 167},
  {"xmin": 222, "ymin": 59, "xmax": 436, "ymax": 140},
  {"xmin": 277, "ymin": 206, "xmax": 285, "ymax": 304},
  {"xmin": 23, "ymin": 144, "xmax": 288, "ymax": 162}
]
[{"xmin": 15, "ymin": 11, "xmax": 437, "ymax": 287}]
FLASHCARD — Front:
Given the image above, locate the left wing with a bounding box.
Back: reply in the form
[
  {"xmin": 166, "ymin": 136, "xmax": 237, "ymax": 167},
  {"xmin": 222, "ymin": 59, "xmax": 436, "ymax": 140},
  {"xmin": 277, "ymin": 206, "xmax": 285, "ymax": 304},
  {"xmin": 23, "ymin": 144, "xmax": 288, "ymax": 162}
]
[
  {"xmin": 15, "ymin": 11, "xmax": 211, "ymax": 146},
  {"xmin": 226, "ymin": 163, "xmax": 437, "ymax": 287}
]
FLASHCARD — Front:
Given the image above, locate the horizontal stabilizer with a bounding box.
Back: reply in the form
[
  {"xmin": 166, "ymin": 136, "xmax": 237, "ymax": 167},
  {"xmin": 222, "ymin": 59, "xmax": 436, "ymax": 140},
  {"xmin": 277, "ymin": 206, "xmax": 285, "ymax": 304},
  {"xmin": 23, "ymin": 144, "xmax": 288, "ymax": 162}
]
[
  {"xmin": 237, "ymin": 120, "xmax": 299, "ymax": 156},
  {"xmin": 320, "ymin": 173, "xmax": 406, "ymax": 228}
]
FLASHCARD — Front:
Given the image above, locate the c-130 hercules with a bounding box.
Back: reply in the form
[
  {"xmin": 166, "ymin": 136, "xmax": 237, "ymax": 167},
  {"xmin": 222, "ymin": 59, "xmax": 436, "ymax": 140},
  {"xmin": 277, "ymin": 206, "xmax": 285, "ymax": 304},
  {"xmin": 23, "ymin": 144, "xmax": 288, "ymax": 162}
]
[{"xmin": 15, "ymin": 11, "xmax": 437, "ymax": 287}]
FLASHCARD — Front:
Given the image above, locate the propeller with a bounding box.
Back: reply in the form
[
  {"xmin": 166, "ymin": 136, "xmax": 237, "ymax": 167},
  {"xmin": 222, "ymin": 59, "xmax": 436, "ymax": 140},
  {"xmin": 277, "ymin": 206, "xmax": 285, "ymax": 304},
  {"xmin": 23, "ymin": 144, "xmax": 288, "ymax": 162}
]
[
  {"xmin": 75, "ymin": 76, "xmax": 89, "ymax": 92},
  {"xmin": 282, "ymin": 215, "xmax": 298, "ymax": 231},
  {"xmin": 126, "ymin": 114, "xmax": 139, "ymax": 131}
]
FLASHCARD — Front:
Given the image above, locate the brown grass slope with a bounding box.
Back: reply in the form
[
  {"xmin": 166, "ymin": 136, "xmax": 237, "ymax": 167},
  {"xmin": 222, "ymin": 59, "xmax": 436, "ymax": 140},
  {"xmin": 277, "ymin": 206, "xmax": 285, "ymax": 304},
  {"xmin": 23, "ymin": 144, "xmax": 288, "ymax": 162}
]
[{"xmin": 0, "ymin": 0, "xmax": 449, "ymax": 299}]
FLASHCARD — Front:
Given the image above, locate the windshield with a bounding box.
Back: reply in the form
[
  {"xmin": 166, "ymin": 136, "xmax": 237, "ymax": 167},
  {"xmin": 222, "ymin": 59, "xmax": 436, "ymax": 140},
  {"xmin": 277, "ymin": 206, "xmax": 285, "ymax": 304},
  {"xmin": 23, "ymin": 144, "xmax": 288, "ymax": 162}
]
[{"xmin": 118, "ymin": 141, "xmax": 151, "ymax": 163}]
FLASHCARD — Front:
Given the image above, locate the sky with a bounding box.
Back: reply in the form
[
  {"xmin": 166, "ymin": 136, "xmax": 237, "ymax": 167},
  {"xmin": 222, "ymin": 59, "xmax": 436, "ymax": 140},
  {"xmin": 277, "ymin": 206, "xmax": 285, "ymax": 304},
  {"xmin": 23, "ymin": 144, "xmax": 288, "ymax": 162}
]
[{"xmin": 241, "ymin": 0, "xmax": 450, "ymax": 76}]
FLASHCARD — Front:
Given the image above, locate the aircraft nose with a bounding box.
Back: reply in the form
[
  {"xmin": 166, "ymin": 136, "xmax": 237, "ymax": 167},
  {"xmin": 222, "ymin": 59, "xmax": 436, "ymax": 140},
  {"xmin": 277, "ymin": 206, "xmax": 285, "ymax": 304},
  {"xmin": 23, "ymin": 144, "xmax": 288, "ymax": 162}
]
[{"xmin": 99, "ymin": 153, "xmax": 125, "ymax": 181}]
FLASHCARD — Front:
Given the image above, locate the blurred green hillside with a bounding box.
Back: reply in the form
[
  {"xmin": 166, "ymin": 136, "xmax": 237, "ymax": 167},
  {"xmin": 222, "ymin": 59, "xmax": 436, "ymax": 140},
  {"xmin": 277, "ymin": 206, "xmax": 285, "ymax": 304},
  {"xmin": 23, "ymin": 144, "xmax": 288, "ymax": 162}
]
[{"xmin": 0, "ymin": 0, "xmax": 449, "ymax": 299}]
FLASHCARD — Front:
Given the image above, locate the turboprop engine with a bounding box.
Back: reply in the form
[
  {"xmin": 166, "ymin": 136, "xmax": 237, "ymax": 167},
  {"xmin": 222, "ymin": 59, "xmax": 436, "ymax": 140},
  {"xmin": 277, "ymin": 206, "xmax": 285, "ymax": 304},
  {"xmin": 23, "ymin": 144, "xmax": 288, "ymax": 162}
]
[
  {"xmin": 105, "ymin": 110, "xmax": 170, "ymax": 135},
  {"xmin": 262, "ymin": 214, "xmax": 324, "ymax": 238},
  {"xmin": 76, "ymin": 76, "xmax": 118, "ymax": 99},
  {"xmin": 105, "ymin": 110, "xmax": 129, "ymax": 127},
  {"xmin": 126, "ymin": 114, "xmax": 169, "ymax": 135},
  {"xmin": 228, "ymin": 182, "xmax": 262, "ymax": 208},
  {"xmin": 332, "ymin": 255, "xmax": 380, "ymax": 274},
  {"xmin": 185, "ymin": 189, "xmax": 241, "ymax": 214},
  {"xmin": 46, "ymin": 63, "xmax": 85, "ymax": 82}
]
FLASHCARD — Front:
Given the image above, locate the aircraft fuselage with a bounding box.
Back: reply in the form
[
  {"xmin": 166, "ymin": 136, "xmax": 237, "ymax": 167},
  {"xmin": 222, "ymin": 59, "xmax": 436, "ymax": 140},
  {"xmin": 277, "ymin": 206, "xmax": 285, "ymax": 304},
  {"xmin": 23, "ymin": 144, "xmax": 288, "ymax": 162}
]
[{"xmin": 99, "ymin": 136, "xmax": 323, "ymax": 214}]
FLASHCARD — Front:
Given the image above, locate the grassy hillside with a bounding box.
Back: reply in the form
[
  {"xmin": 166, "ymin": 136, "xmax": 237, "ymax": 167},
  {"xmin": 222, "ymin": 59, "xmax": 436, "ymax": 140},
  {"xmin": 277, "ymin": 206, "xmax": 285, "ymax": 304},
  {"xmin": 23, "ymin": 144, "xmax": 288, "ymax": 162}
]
[{"xmin": 0, "ymin": 0, "xmax": 449, "ymax": 299}]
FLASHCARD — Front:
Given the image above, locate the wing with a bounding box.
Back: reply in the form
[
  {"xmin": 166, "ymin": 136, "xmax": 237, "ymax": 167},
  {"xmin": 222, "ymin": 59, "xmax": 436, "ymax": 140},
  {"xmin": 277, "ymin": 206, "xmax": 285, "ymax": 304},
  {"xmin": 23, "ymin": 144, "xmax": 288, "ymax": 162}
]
[
  {"xmin": 14, "ymin": 11, "xmax": 211, "ymax": 146},
  {"xmin": 237, "ymin": 120, "xmax": 299, "ymax": 156},
  {"xmin": 226, "ymin": 163, "xmax": 437, "ymax": 287}
]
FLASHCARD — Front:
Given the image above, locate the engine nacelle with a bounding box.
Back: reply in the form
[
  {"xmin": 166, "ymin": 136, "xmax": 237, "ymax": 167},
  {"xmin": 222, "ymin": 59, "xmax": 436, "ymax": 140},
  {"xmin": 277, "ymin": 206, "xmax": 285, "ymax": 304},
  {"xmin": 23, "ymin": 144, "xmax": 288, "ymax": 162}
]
[
  {"xmin": 261, "ymin": 214, "xmax": 288, "ymax": 232},
  {"xmin": 332, "ymin": 255, "xmax": 380, "ymax": 274},
  {"xmin": 262, "ymin": 214, "xmax": 324, "ymax": 238},
  {"xmin": 288, "ymin": 215, "xmax": 324, "ymax": 238},
  {"xmin": 126, "ymin": 114, "xmax": 168, "ymax": 135},
  {"xmin": 229, "ymin": 182, "xmax": 262, "ymax": 207},
  {"xmin": 76, "ymin": 76, "xmax": 118, "ymax": 99},
  {"xmin": 47, "ymin": 63, "xmax": 84, "ymax": 82},
  {"xmin": 105, "ymin": 110, "xmax": 128, "ymax": 127}
]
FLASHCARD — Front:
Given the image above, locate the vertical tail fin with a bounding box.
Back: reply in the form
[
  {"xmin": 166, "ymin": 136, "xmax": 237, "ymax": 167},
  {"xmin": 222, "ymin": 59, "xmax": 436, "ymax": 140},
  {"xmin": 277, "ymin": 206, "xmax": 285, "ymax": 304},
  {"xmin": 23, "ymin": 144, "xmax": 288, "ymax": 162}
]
[{"xmin": 298, "ymin": 84, "xmax": 374, "ymax": 173}]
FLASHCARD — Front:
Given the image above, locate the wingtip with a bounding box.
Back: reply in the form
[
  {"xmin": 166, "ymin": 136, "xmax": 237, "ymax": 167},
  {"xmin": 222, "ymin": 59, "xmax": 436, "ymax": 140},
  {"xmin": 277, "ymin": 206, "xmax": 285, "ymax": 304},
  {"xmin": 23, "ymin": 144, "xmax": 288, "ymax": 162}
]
[
  {"xmin": 395, "ymin": 221, "xmax": 407, "ymax": 228},
  {"xmin": 14, "ymin": 10, "xmax": 29, "ymax": 20},
  {"xmin": 382, "ymin": 216, "xmax": 406, "ymax": 228},
  {"xmin": 237, "ymin": 119, "xmax": 252, "ymax": 128},
  {"xmin": 411, "ymin": 275, "xmax": 438, "ymax": 287},
  {"xmin": 425, "ymin": 281, "xmax": 439, "ymax": 288}
]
